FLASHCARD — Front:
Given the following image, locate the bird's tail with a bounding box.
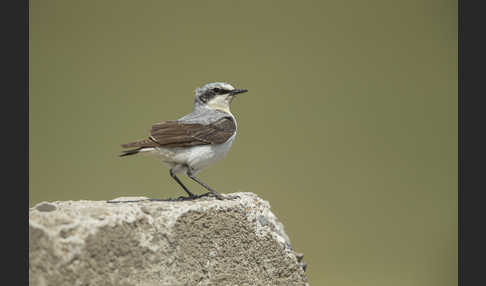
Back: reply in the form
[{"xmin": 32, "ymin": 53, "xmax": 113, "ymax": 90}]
[
  {"xmin": 119, "ymin": 147, "xmax": 143, "ymax": 157},
  {"xmin": 120, "ymin": 138, "xmax": 158, "ymax": 157}
]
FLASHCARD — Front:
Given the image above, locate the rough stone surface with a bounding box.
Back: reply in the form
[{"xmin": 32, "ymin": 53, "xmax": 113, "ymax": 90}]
[{"xmin": 29, "ymin": 192, "xmax": 308, "ymax": 286}]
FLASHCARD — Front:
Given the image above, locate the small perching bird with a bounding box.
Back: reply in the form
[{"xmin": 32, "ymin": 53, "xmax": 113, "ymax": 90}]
[{"xmin": 120, "ymin": 82, "xmax": 248, "ymax": 200}]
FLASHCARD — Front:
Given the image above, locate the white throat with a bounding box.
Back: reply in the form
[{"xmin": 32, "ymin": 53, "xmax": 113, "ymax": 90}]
[{"xmin": 207, "ymin": 95, "xmax": 232, "ymax": 114}]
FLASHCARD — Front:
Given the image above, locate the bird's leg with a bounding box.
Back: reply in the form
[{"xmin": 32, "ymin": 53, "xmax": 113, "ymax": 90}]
[
  {"xmin": 149, "ymin": 168, "xmax": 216, "ymax": 202},
  {"xmin": 169, "ymin": 168, "xmax": 197, "ymax": 198},
  {"xmin": 150, "ymin": 169, "xmax": 203, "ymax": 202},
  {"xmin": 186, "ymin": 168, "xmax": 238, "ymax": 200}
]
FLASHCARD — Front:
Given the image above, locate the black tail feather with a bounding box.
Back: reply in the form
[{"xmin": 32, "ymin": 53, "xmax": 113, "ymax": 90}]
[{"xmin": 119, "ymin": 148, "xmax": 142, "ymax": 157}]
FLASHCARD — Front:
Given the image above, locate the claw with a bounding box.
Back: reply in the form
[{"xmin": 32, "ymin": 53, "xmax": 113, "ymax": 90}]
[
  {"xmin": 118, "ymin": 192, "xmax": 240, "ymax": 203},
  {"xmin": 148, "ymin": 193, "xmax": 212, "ymax": 202}
]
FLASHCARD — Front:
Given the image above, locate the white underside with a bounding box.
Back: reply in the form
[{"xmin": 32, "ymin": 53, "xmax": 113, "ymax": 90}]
[{"xmin": 141, "ymin": 132, "xmax": 236, "ymax": 175}]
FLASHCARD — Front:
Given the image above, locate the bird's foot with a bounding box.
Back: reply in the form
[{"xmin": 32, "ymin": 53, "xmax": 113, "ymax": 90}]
[
  {"xmin": 148, "ymin": 192, "xmax": 239, "ymax": 202},
  {"xmin": 148, "ymin": 192, "xmax": 212, "ymax": 202}
]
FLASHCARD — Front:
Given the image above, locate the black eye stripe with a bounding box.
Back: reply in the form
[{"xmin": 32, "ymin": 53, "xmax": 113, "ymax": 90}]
[
  {"xmin": 199, "ymin": 87, "xmax": 229, "ymax": 103},
  {"xmin": 200, "ymin": 91, "xmax": 216, "ymax": 102},
  {"xmin": 213, "ymin": 88, "xmax": 228, "ymax": 94}
]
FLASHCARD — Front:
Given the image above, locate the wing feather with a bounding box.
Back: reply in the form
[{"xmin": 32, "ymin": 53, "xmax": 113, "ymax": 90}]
[{"xmin": 120, "ymin": 117, "xmax": 236, "ymax": 149}]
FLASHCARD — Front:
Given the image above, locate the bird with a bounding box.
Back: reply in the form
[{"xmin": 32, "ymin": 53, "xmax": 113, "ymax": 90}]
[{"xmin": 119, "ymin": 82, "xmax": 248, "ymax": 201}]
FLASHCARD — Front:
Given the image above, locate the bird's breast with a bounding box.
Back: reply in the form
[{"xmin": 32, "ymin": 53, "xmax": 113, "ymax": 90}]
[{"xmin": 187, "ymin": 132, "xmax": 236, "ymax": 172}]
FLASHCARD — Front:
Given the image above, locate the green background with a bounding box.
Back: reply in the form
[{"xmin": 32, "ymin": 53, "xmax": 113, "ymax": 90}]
[{"xmin": 30, "ymin": 0, "xmax": 457, "ymax": 285}]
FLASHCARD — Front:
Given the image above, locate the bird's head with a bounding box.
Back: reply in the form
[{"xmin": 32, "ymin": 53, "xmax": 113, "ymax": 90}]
[{"xmin": 194, "ymin": 82, "xmax": 248, "ymax": 113}]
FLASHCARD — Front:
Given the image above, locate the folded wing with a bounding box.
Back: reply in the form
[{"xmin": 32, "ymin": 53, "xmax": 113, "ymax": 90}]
[{"xmin": 121, "ymin": 116, "xmax": 236, "ymax": 149}]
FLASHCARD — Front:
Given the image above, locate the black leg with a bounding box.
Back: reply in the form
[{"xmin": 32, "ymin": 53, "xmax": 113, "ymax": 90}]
[
  {"xmin": 186, "ymin": 168, "xmax": 237, "ymax": 200},
  {"xmin": 170, "ymin": 168, "xmax": 196, "ymax": 197}
]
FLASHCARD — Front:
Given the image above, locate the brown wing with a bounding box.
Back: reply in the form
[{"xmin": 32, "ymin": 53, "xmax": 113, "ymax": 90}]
[{"xmin": 121, "ymin": 117, "xmax": 236, "ymax": 149}]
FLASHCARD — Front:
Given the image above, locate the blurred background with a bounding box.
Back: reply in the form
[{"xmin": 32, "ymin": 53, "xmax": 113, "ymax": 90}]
[{"xmin": 29, "ymin": 0, "xmax": 457, "ymax": 285}]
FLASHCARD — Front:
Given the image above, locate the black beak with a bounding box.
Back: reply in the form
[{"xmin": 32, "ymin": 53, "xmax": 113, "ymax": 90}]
[{"xmin": 230, "ymin": 89, "xmax": 248, "ymax": 95}]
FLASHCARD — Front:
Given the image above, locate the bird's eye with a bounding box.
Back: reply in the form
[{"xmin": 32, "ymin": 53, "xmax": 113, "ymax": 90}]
[{"xmin": 213, "ymin": 88, "xmax": 220, "ymax": 93}]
